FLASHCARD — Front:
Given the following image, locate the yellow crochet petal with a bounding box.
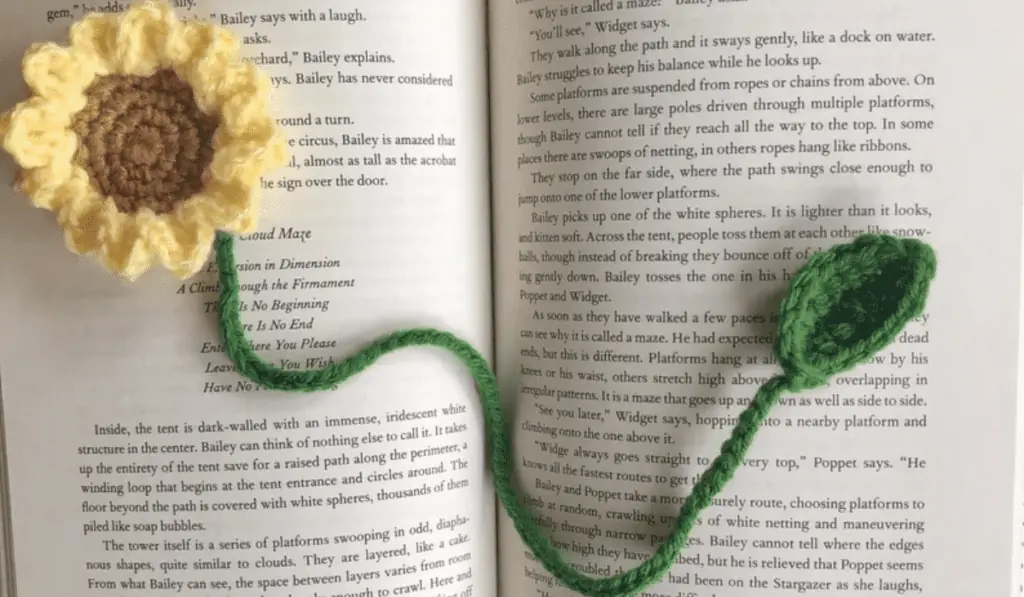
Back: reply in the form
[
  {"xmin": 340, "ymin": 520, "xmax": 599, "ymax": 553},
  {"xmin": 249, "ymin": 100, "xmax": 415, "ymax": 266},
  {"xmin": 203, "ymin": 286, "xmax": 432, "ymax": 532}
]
[
  {"xmin": 213, "ymin": 63, "xmax": 270, "ymax": 137},
  {"xmin": 95, "ymin": 205, "xmax": 154, "ymax": 280},
  {"xmin": 213, "ymin": 65, "xmax": 290, "ymax": 173},
  {"xmin": 55, "ymin": 181, "xmax": 109, "ymax": 255},
  {"xmin": 165, "ymin": 20, "xmax": 218, "ymax": 71},
  {"xmin": 17, "ymin": 160, "xmax": 86, "ymax": 211},
  {"xmin": 188, "ymin": 178, "xmax": 257, "ymax": 229},
  {"xmin": 22, "ymin": 43, "xmax": 95, "ymax": 108},
  {"xmin": 176, "ymin": 23, "xmax": 240, "ymax": 112},
  {"xmin": 113, "ymin": 0, "xmax": 183, "ymax": 75},
  {"xmin": 56, "ymin": 194, "xmax": 153, "ymax": 278},
  {"xmin": 138, "ymin": 209, "xmax": 214, "ymax": 279},
  {"xmin": 228, "ymin": 190, "xmax": 263, "ymax": 235},
  {"xmin": 68, "ymin": 13, "xmax": 119, "ymax": 76},
  {"xmin": 209, "ymin": 135, "xmax": 289, "ymax": 190},
  {"xmin": 2, "ymin": 98, "xmax": 75, "ymax": 169}
]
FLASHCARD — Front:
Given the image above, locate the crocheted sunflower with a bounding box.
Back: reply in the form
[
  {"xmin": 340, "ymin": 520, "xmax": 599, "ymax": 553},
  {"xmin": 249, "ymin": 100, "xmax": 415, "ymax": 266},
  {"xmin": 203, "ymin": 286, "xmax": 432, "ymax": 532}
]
[{"xmin": 0, "ymin": 0, "xmax": 288, "ymax": 279}]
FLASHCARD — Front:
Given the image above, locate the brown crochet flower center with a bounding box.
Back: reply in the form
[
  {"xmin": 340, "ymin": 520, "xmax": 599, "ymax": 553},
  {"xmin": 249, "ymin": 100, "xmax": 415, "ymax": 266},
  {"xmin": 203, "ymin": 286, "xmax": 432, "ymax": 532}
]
[{"xmin": 71, "ymin": 69, "xmax": 218, "ymax": 215}]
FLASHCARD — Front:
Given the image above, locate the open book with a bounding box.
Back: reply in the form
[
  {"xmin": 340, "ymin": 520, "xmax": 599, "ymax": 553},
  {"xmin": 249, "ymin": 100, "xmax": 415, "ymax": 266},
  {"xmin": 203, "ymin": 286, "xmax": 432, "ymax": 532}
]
[{"xmin": 0, "ymin": 0, "xmax": 1021, "ymax": 595}]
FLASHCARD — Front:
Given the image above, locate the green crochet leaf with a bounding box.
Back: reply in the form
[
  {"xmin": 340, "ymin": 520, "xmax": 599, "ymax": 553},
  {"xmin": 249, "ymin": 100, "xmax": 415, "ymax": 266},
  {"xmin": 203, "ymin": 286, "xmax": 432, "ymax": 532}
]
[{"xmin": 775, "ymin": 234, "xmax": 936, "ymax": 390}]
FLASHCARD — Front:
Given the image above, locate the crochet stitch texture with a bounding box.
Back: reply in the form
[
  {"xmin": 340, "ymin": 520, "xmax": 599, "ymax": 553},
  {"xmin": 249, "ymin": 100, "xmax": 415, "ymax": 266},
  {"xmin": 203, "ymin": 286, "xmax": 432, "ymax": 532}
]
[{"xmin": 0, "ymin": 0, "xmax": 287, "ymax": 279}]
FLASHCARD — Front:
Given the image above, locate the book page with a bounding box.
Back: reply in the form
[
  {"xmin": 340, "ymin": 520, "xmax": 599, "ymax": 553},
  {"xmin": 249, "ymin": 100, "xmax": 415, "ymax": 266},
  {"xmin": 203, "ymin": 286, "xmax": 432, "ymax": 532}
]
[
  {"xmin": 0, "ymin": 1, "xmax": 495, "ymax": 596},
  {"xmin": 1016, "ymin": 210, "xmax": 1024, "ymax": 596},
  {"xmin": 489, "ymin": 0, "xmax": 1023, "ymax": 595}
]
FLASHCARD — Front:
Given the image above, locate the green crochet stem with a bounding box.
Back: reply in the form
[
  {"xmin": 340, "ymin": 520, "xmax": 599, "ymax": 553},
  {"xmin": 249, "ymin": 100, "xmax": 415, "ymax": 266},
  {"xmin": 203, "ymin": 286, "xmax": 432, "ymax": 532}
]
[{"xmin": 213, "ymin": 232, "xmax": 936, "ymax": 597}]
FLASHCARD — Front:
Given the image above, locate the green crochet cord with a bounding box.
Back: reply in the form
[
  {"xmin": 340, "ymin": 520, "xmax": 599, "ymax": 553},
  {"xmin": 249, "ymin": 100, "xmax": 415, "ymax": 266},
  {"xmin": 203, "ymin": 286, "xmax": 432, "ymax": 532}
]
[{"xmin": 213, "ymin": 232, "xmax": 936, "ymax": 597}]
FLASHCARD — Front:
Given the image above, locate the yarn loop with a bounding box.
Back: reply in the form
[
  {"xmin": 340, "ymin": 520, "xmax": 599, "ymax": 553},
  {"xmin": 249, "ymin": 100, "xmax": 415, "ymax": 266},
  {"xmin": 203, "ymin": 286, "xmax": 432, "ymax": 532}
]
[{"xmin": 213, "ymin": 232, "xmax": 935, "ymax": 597}]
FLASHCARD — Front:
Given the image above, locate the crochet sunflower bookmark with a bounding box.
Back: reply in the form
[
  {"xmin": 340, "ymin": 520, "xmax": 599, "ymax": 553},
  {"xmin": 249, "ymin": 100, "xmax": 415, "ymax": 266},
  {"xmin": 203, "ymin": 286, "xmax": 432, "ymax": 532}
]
[
  {"xmin": 1, "ymin": 1, "xmax": 287, "ymax": 278},
  {"xmin": 0, "ymin": 3, "xmax": 937, "ymax": 597}
]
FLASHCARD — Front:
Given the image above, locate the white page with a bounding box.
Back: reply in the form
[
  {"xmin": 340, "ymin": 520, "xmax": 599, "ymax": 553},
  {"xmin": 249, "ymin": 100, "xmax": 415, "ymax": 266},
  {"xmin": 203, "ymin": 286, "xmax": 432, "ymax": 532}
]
[
  {"xmin": 489, "ymin": 0, "xmax": 1022, "ymax": 595},
  {"xmin": 0, "ymin": 1, "xmax": 495, "ymax": 596},
  {"xmin": 1016, "ymin": 201, "xmax": 1024, "ymax": 596}
]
